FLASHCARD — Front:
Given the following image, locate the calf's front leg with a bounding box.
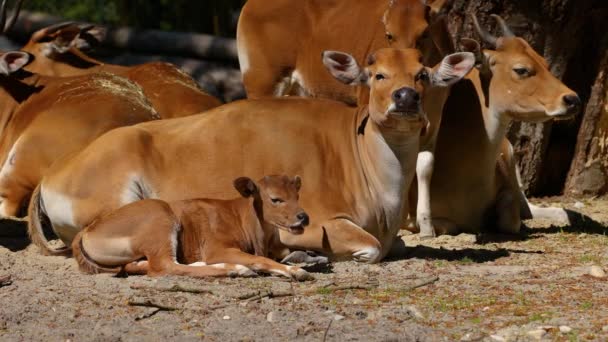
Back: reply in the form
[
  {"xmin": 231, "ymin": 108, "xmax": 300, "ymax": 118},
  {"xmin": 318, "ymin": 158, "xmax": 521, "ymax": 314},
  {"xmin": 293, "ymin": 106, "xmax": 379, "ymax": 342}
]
[{"xmin": 204, "ymin": 248, "xmax": 313, "ymax": 281}]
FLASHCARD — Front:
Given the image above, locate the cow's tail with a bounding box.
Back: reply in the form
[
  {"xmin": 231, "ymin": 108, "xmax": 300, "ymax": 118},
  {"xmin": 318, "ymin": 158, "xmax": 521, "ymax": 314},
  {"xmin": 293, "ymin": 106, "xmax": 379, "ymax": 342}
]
[
  {"xmin": 27, "ymin": 184, "xmax": 71, "ymax": 256},
  {"xmin": 71, "ymin": 230, "xmax": 121, "ymax": 274}
]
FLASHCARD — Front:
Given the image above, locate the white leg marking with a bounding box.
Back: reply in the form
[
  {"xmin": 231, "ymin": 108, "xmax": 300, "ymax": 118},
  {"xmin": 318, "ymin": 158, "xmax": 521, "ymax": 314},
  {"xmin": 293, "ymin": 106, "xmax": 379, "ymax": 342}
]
[
  {"xmin": 352, "ymin": 247, "xmax": 381, "ymax": 263},
  {"xmin": 528, "ymin": 204, "xmax": 569, "ymax": 223},
  {"xmin": 416, "ymin": 150, "xmax": 435, "ymax": 238},
  {"xmin": 188, "ymin": 261, "xmax": 208, "ymax": 267},
  {"xmin": 41, "ymin": 185, "xmax": 76, "ymax": 237}
]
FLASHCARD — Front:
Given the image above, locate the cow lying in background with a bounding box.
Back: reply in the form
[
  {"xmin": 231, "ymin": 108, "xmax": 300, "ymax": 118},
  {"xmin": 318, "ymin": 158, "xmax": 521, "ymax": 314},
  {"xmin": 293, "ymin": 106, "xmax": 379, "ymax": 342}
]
[
  {"xmin": 29, "ymin": 47, "xmax": 475, "ymax": 261},
  {"xmin": 72, "ymin": 175, "xmax": 313, "ymax": 281},
  {"xmin": 413, "ymin": 15, "xmax": 581, "ymax": 237},
  {"xmin": 18, "ymin": 22, "xmax": 221, "ymax": 118},
  {"xmin": 0, "ymin": 51, "xmax": 158, "ymax": 218}
]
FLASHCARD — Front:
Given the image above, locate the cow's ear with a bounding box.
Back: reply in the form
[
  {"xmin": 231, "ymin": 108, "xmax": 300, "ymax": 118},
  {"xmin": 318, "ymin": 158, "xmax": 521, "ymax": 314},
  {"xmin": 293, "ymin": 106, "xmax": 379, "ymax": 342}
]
[
  {"xmin": 459, "ymin": 38, "xmax": 483, "ymax": 65},
  {"xmin": 72, "ymin": 25, "xmax": 106, "ymax": 51},
  {"xmin": 322, "ymin": 50, "xmax": 366, "ymax": 86},
  {"xmin": 431, "ymin": 52, "xmax": 475, "ymax": 87},
  {"xmin": 293, "ymin": 175, "xmax": 302, "ymax": 192},
  {"xmin": 234, "ymin": 177, "xmax": 258, "ymax": 198},
  {"xmin": 422, "ymin": 0, "xmax": 448, "ymax": 14},
  {"xmin": 0, "ymin": 51, "xmax": 30, "ymax": 75}
]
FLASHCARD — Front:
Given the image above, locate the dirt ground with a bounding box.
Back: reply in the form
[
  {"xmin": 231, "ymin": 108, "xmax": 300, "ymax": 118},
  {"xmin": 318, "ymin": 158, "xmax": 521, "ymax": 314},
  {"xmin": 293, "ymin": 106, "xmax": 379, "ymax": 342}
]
[{"xmin": 1, "ymin": 197, "xmax": 607, "ymax": 342}]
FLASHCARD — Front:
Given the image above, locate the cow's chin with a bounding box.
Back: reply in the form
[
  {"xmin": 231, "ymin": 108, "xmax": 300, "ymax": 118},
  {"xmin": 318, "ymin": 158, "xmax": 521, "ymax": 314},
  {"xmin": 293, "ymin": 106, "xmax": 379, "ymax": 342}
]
[{"xmin": 273, "ymin": 222, "xmax": 306, "ymax": 235}]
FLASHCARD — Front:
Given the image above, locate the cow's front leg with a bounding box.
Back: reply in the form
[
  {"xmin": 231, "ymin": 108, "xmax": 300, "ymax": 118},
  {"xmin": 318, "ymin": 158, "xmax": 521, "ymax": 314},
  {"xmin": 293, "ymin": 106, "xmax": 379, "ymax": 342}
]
[
  {"xmin": 495, "ymin": 187, "xmax": 521, "ymax": 234},
  {"xmin": 279, "ymin": 219, "xmax": 383, "ymax": 263},
  {"xmin": 416, "ymin": 150, "xmax": 436, "ymax": 239}
]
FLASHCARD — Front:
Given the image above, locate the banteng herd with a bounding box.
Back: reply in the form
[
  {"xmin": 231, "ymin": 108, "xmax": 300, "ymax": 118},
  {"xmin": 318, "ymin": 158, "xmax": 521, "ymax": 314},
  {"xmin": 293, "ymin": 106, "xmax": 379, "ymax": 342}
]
[{"xmin": 0, "ymin": 0, "xmax": 581, "ymax": 280}]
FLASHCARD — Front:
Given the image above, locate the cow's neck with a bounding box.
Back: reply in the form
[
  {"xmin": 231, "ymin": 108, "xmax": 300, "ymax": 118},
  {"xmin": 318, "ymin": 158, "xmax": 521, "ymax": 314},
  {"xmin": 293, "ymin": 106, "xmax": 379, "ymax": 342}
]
[
  {"xmin": 356, "ymin": 107, "xmax": 419, "ymax": 242},
  {"xmin": 0, "ymin": 73, "xmax": 42, "ymax": 136},
  {"xmin": 234, "ymin": 197, "xmax": 271, "ymax": 257},
  {"xmin": 471, "ymin": 70, "xmax": 512, "ymax": 167}
]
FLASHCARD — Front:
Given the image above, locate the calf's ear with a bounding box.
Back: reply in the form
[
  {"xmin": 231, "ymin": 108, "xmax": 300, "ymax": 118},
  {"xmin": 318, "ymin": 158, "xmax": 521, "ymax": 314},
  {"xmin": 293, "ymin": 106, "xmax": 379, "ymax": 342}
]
[
  {"xmin": 234, "ymin": 177, "xmax": 258, "ymax": 198},
  {"xmin": 0, "ymin": 51, "xmax": 30, "ymax": 75},
  {"xmin": 322, "ymin": 50, "xmax": 366, "ymax": 86},
  {"xmin": 431, "ymin": 52, "xmax": 475, "ymax": 87}
]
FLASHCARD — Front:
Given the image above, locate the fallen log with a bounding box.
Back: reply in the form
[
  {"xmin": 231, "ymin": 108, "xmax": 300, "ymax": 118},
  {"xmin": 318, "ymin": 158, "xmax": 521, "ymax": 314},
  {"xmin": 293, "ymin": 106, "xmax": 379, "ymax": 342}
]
[{"xmin": 8, "ymin": 10, "xmax": 239, "ymax": 62}]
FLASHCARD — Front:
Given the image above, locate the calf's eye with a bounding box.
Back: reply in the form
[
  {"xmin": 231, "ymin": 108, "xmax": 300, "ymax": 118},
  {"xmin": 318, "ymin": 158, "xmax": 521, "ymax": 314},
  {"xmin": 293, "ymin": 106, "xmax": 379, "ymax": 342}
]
[
  {"xmin": 271, "ymin": 198, "xmax": 284, "ymax": 204},
  {"xmin": 415, "ymin": 70, "xmax": 429, "ymax": 82},
  {"xmin": 513, "ymin": 67, "xmax": 530, "ymax": 77},
  {"xmin": 375, "ymin": 73, "xmax": 386, "ymax": 81}
]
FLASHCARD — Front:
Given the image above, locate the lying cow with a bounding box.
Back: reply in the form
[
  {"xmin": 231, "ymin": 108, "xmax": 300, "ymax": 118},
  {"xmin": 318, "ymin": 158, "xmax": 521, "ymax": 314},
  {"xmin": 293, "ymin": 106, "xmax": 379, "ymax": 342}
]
[
  {"xmin": 0, "ymin": 51, "xmax": 158, "ymax": 218},
  {"xmin": 18, "ymin": 21, "xmax": 221, "ymax": 119},
  {"xmin": 72, "ymin": 175, "xmax": 313, "ymax": 281},
  {"xmin": 29, "ymin": 47, "xmax": 475, "ymax": 261},
  {"xmin": 414, "ymin": 15, "xmax": 581, "ymax": 237}
]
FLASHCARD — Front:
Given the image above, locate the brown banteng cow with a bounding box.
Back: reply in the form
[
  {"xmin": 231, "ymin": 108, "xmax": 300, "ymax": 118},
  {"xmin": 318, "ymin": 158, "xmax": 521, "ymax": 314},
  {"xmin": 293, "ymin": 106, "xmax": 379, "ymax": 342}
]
[
  {"xmin": 29, "ymin": 48, "xmax": 475, "ymax": 261},
  {"xmin": 0, "ymin": 51, "xmax": 158, "ymax": 218},
  {"xmin": 18, "ymin": 22, "xmax": 221, "ymax": 119},
  {"xmin": 236, "ymin": 0, "xmax": 450, "ymax": 104},
  {"xmin": 413, "ymin": 15, "xmax": 581, "ymax": 237},
  {"xmin": 72, "ymin": 175, "xmax": 313, "ymax": 281}
]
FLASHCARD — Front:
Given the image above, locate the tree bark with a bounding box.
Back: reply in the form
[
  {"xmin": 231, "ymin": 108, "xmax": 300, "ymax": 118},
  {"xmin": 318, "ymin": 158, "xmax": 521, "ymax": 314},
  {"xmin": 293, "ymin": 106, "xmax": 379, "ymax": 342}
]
[
  {"xmin": 442, "ymin": 0, "xmax": 608, "ymax": 196},
  {"xmin": 564, "ymin": 49, "xmax": 608, "ymax": 195}
]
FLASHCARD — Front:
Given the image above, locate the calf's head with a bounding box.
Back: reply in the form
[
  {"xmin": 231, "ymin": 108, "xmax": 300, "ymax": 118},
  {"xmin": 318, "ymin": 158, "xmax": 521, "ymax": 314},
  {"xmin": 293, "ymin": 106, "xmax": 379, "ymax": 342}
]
[
  {"xmin": 234, "ymin": 175, "xmax": 308, "ymax": 235},
  {"xmin": 471, "ymin": 14, "xmax": 581, "ymax": 121},
  {"xmin": 322, "ymin": 48, "xmax": 475, "ymax": 133}
]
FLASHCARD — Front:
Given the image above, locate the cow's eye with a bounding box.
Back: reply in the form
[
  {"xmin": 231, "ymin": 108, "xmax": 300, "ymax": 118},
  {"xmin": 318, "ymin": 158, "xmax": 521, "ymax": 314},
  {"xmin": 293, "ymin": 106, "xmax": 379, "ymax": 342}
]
[
  {"xmin": 385, "ymin": 32, "xmax": 394, "ymax": 42},
  {"xmin": 513, "ymin": 67, "xmax": 530, "ymax": 77},
  {"xmin": 271, "ymin": 198, "xmax": 284, "ymax": 204},
  {"xmin": 375, "ymin": 73, "xmax": 386, "ymax": 81},
  {"xmin": 416, "ymin": 70, "xmax": 429, "ymax": 82}
]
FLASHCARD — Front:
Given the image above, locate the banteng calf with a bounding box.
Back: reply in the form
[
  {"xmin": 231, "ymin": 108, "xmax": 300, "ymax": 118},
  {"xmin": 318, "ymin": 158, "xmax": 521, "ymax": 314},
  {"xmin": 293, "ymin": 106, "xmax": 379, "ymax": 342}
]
[{"xmin": 71, "ymin": 175, "xmax": 313, "ymax": 281}]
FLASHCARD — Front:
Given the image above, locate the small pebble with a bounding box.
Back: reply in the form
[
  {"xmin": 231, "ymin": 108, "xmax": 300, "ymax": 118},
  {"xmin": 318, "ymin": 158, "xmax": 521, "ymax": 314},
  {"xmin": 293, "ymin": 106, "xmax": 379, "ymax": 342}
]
[
  {"xmin": 589, "ymin": 265, "xmax": 606, "ymax": 278},
  {"xmin": 333, "ymin": 314, "xmax": 345, "ymax": 321},
  {"xmin": 602, "ymin": 325, "xmax": 608, "ymax": 332},
  {"xmin": 222, "ymin": 315, "xmax": 230, "ymax": 320},
  {"xmin": 574, "ymin": 201, "xmax": 585, "ymax": 209},
  {"xmin": 489, "ymin": 335, "xmax": 506, "ymax": 342},
  {"xmin": 527, "ymin": 329, "xmax": 546, "ymax": 340},
  {"xmin": 266, "ymin": 312, "xmax": 275, "ymax": 322},
  {"xmin": 406, "ymin": 305, "xmax": 425, "ymax": 320},
  {"xmin": 559, "ymin": 326, "xmax": 572, "ymax": 333}
]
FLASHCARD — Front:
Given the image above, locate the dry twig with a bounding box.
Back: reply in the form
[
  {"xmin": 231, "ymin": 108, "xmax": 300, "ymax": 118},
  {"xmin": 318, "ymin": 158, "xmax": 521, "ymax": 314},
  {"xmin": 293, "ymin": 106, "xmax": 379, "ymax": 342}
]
[
  {"xmin": 0, "ymin": 274, "xmax": 12, "ymax": 288},
  {"xmin": 131, "ymin": 283, "xmax": 213, "ymax": 295},
  {"xmin": 128, "ymin": 299, "xmax": 178, "ymax": 312}
]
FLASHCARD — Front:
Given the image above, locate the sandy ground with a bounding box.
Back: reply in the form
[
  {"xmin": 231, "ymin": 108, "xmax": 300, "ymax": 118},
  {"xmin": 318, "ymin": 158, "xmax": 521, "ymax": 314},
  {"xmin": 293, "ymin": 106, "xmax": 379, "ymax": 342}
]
[{"xmin": 1, "ymin": 197, "xmax": 607, "ymax": 341}]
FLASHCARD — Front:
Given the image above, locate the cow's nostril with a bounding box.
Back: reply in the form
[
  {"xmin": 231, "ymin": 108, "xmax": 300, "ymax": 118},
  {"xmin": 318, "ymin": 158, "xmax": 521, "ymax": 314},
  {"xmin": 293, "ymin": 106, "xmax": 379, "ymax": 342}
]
[
  {"xmin": 413, "ymin": 92, "xmax": 420, "ymax": 102},
  {"xmin": 297, "ymin": 212, "xmax": 309, "ymax": 225},
  {"xmin": 563, "ymin": 94, "xmax": 581, "ymax": 110}
]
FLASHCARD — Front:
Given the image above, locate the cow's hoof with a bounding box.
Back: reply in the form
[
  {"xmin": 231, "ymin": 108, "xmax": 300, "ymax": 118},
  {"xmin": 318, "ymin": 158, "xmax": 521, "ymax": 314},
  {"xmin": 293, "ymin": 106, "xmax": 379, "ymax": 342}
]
[
  {"xmin": 281, "ymin": 251, "xmax": 329, "ymax": 265},
  {"xmin": 229, "ymin": 265, "xmax": 257, "ymax": 278},
  {"xmin": 292, "ymin": 268, "xmax": 314, "ymax": 281}
]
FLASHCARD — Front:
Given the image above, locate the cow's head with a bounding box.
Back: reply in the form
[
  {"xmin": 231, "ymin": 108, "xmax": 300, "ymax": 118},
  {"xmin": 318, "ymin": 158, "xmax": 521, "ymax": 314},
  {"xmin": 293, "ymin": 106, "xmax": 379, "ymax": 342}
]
[
  {"xmin": 23, "ymin": 22, "xmax": 106, "ymax": 58},
  {"xmin": 0, "ymin": 51, "xmax": 30, "ymax": 76},
  {"xmin": 234, "ymin": 175, "xmax": 309, "ymax": 235},
  {"xmin": 322, "ymin": 48, "xmax": 475, "ymax": 133},
  {"xmin": 383, "ymin": 0, "xmax": 451, "ymax": 60},
  {"xmin": 470, "ymin": 14, "xmax": 581, "ymax": 121}
]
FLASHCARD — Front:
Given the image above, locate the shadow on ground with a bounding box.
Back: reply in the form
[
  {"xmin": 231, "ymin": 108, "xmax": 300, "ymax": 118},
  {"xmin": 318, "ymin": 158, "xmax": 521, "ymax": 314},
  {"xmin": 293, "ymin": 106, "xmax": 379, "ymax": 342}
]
[{"xmin": 0, "ymin": 218, "xmax": 29, "ymax": 252}]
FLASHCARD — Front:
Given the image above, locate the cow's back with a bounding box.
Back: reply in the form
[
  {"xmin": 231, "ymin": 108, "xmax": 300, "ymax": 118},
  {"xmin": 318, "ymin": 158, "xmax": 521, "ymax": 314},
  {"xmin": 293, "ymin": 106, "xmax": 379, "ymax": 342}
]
[{"xmin": 42, "ymin": 98, "xmax": 369, "ymax": 232}]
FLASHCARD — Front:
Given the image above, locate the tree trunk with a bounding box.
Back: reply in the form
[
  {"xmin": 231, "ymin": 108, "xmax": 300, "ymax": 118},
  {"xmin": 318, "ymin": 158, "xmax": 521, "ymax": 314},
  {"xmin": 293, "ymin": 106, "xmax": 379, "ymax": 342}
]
[
  {"xmin": 564, "ymin": 48, "xmax": 608, "ymax": 195},
  {"xmin": 442, "ymin": 0, "xmax": 608, "ymax": 196}
]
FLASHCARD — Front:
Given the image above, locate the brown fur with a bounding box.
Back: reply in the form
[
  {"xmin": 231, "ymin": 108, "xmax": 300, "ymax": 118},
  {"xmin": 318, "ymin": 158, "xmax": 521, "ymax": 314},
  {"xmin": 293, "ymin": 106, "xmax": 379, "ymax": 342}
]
[
  {"xmin": 21, "ymin": 24, "xmax": 222, "ymax": 119},
  {"xmin": 0, "ymin": 51, "xmax": 159, "ymax": 222},
  {"xmin": 236, "ymin": 0, "xmax": 446, "ymax": 103},
  {"xmin": 70, "ymin": 175, "xmax": 313, "ymax": 280},
  {"xmin": 33, "ymin": 48, "xmax": 473, "ymax": 263}
]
